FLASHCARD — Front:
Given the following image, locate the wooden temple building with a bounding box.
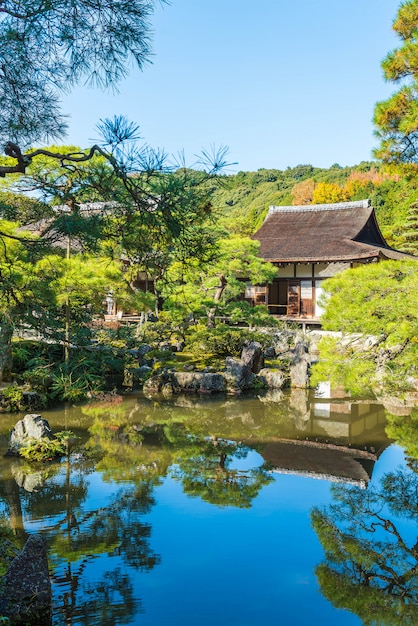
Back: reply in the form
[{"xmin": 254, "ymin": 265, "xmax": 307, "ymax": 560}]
[{"xmin": 250, "ymin": 199, "xmax": 413, "ymax": 323}]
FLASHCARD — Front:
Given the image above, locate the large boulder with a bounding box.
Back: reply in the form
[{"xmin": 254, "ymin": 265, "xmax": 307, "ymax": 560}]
[
  {"xmin": 224, "ymin": 357, "xmax": 254, "ymax": 394},
  {"xmin": 172, "ymin": 372, "xmax": 226, "ymax": 394},
  {"xmin": 289, "ymin": 340, "xmax": 311, "ymax": 388},
  {"xmin": 241, "ymin": 342, "xmax": 264, "ymax": 373},
  {"xmin": 199, "ymin": 373, "xmax": 226, "ymax": 393},
  {"xmin": 172, "ymin": 371, "xmax": 203, "ymax": 392},
  {"xmin": 8, "ymin": 414, "xmax": 53, "ymax": 456},
  {"xmin": 0, "ymin": 534, "xmax": 52, "ymax": 625},
  {"xmin": 257, "ymin": 368, "xmax": 288, "ymax": 390},
  {"xmin": 142, "ymin": 370, "xmax": 174, "ymax": 397}
]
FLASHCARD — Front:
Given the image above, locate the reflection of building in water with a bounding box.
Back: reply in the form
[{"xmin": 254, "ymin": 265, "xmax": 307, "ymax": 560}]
[
  {"xmin": 258, "ymin": 388, "xmax": 390, "ymax": 488},
  {"xmin": 279, "ymin": 388, "xmax": 388, "ymax": 448},
  {"xmin": 262, "ymin": 440, "xmax": 376, "ymax": 489}
]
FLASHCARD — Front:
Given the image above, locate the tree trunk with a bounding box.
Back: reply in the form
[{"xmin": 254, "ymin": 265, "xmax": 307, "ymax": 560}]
[
  {"xmin": 0, "ymin": 477, "xmax": 27, "ymax": 542},
  {"xmin": 65, "ymin": 233, "xmax": 71, "ymax": 363},
  {"xmin": 0, "ymin": 317, "xmax": 14, "ymax": 383},
  {"xmin": 207, "ymin": 275, "xmax": 227, "ymax": 327}
]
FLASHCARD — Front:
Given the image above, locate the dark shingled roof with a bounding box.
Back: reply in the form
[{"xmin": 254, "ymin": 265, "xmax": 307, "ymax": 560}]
[
  {"xmin": 253, "ymin": 199, "xmax": 414, "ymax": 263},
  {"xmin": 261, "ymin": 439, "xmax": 377, "ymax": 487}
]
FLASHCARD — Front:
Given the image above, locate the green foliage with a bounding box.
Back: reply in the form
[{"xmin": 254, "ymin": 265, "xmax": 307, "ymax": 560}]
[
  {"xmin": 385, "ymin": 408, "xmax": 418, "ymax": 469},
  {"xmin": 0, "ymin": 190, "xmax": 52, "ymax": 223},
  {"xmin": 0, "ymin": 0, "xmax": 166, "ymax": 147},
  {"xmin": 12, "ymin": 338, "xmax": 128, "ymax": 404},
  {"xmin": 135, "ymin": 311, "xmax": 186, "ymax": 347},
  {"xmin": 162, "ymin": 235, "xmax": 278, "ymax": 318},
  {"xmin": 92, "ymin": 325, "xmax": 138, "ymax": 351},
  {"xmin": 399, "ymin": 201, "xmax": 418, "ymax": 254},
  {"xmin": 0, "ymin": 517, "xmax": 18, "ymax": 578},
  {"xmin": 312, "ymin": 467, "xmax": 418, "ymax": 625},
  {"xmin": 185, "ymin": 323, "xmax": 270, "ymax": 359},
  {"xmin": 18, "ymin": 431, "xmax": 77, "ymax": 462},
  {"xmin": 222, "ymin": 302, "xmax": 283, "ymax": 328},
  {"xmin": 374, "ymin": 0, "xmax": 418, "ymax": 163},
  {"xmin": 12, "ymin": 340, "xmax": 64, "ymax": 374},
  {"xmin": 311, "ymin": 260, "xmax": 418, "ymax": 396},
  {"xmin": 0, "ymin": 385, "xmax": 25, "ymax": 411}
]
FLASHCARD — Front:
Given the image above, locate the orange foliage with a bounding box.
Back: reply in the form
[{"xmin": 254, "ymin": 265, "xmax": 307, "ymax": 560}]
[
  {"xmin": 345, "ymin": 168, "xmax": 400, "ymax": 198},
  {"xmin": 291, "ymin": 178, "xmax": 315, "ymax": 205},
  {"xmin": 346, "ymin": 168, "xmax": 399, "ymax": 185}
]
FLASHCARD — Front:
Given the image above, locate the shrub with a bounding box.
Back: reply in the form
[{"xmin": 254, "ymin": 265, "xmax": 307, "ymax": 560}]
[
  {"xmin": 185, "ymin": 323, "xmax": 270, "ymax": 359},
  {"xmin": 0, "ymin": 385, "xmax": 25, "ymax": 411},
  {"xmin": 18, "ymin": 431, "xmax": 77, "ymax": 462}
]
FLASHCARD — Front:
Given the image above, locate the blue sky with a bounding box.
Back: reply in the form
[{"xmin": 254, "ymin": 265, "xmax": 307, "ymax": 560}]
[{"xmin": 62, "ymin": 0, "xmax": 402, "ymax": 172}]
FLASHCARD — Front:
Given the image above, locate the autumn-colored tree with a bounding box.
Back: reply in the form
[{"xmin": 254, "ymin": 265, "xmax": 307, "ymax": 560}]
[
  {"xmin": 311, "ymin": 182, "xmax": 348, "ymax": 204},
  {"xmin": 291, "ymin": 178, "xmax": 315, "ymax": 205}
]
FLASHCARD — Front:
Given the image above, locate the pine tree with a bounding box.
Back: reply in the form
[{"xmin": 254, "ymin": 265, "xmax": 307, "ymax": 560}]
[{"xmin": 400, "ymin": 201, "xmax": 418, "ymax": 254}]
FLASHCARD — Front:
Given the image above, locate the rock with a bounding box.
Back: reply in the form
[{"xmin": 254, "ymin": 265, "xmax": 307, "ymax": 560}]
[
  {"xmin": 290, "ymin": 388, "xmax": 311, "ymax": 428},
  {"xmin": 172, "ymin": 372, "xmax": 226, "ymax": 394},
  {"xmin": 161, "ymin": 383, "xmax": 174, "ymax": 397},
  {"xmin": 12, "ymin": 465, "xmax": 48, "ymax": 492},
  {"xmin": 257, "ymin": 368, "xmax": 287, "ymax": 389},
  {"xmin": 0, "ymin": 534, "xmax": 52, "ymax": 625},
  {"xmin": 8, "ymin": 414, "xmax": 53, "ymax": 456},
  {"xmin": 200, "ymin": 373, "xmax": 226, "ymax": 393},
  {"xmin": 123, "ymin": 366, "xmax": 152, "ymax": 388},
  {"xmin": 273, "ymin": 330, "xmax": 294, "ymax": 355},
  {"xmin": 224, "ymin": 357, "xmax": 254, "ymax": 393},
  {"xmin": 264, "ymin": 346, "xmax": 276, "ymax": 358},
  {"xmin": 241, "ymin": 342, "xmax": 264, "ymax": 373},
  {"xmin": 289, "ymin": 340, "xmax": 311, "ymax": 388},
  {"xmin": 172, "ymin": 372, "xmax": 203, "ymax": 392},
  {"xmin": 137, "ymin": 344, "xmax": 153, "ymax": 365},
  {"xmin": 142, "ymin": 370, "xmax": 174, "ymax": 396}
]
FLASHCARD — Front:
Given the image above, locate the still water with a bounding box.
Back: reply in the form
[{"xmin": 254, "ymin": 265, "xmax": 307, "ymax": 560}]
[{"xmin": 0, "ymin": 389, "xmax": 417, "ymax": 626}]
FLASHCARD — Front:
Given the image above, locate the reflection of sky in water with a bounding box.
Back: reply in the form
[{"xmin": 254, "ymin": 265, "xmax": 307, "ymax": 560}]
[
  {"xmin": 139, "ymin": 471, "xmax": 361, "ymax": 626},
  {"xmin": 0, "ymin": 395, "xmax": 414, "ymax": 626}
]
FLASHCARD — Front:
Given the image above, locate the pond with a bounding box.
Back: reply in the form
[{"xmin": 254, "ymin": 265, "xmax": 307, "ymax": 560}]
[{"xmin": 0, "ymin": 388, "xmax": 417, "ymax": 626}]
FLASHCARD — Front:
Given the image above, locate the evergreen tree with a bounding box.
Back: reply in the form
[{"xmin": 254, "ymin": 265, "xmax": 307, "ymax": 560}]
[
  {"xmin": 400, "ymin": 201, "xmax": 418, "ymax": 254},
  {"xmin": 374, "ymin": 0, "xmax": 418, "ymax": 164},
  {"xmin": 0, "ymin": 0, "xmax": 165, "ymax": 155}
]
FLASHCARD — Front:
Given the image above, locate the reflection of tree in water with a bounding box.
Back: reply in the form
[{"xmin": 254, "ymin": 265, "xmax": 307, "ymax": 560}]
[
  {"xmin": 385, "ymin": 408, "xmax": 418, "ymax": 471},
  {"xmin": 311, "ymin": 468, "xmax": 418, "ymax": 625},
  {"xmin": 165, "ymin": 423, "xmax": 273, "ymax": 508},
  {"xmin": 58, "ymin": 567, "xmax": 138, "ymax": 626},
  {"xmin": 49, "ymin": 477, "xmax": 159, "ymax": 625},
  {"xmin": 0, "ymin": 400, "xmax": 163, "ymax": 626}
]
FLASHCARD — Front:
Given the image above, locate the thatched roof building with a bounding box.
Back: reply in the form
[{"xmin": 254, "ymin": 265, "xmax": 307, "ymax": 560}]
[
  {"xmin": 253, "ymin": 199, "xmax": 410, "ymax": 264},
  {"xmin": 250, "ymin": 199, "xmax": 415, "ymax": 322}
]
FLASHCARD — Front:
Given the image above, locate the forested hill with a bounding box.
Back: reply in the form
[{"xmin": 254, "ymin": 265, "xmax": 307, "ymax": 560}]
[{"xmin": 210, "ymin": 162, "xmax": 418, "ymax": 252}]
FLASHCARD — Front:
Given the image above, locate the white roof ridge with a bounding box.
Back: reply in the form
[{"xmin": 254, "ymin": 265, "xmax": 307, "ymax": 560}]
[{"xmin": 267, "ymin": 199, "xmax": 370, "ymax": 216}]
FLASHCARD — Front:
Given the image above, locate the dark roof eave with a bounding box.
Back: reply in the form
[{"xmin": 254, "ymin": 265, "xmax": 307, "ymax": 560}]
[
  {"xmin": 261, "ymin": 253, "xmax": 381, "ymax": 264},
  {"xmin": 261, "ymin": 245, "xmax": 418, "ymax": 264}
]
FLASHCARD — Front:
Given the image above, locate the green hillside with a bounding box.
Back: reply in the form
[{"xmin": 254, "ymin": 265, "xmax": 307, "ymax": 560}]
[{"xmin": 210, "ymin": 162, "xmax": 418, "ymax": 251}]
